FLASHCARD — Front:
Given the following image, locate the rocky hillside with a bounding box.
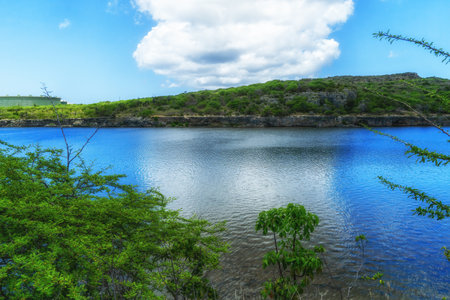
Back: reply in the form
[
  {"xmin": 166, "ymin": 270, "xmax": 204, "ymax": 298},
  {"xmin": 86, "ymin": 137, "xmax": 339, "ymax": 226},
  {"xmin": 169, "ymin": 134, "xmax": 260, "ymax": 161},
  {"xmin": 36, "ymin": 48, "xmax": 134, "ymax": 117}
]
[{"xmin": 0, "ymin": 72, "xmax": 448, "ymax": 120}]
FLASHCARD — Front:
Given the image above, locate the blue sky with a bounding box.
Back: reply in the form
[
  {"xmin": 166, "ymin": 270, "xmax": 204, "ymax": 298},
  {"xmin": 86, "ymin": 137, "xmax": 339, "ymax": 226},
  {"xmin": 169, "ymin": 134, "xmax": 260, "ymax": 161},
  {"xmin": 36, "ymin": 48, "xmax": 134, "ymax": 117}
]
[{"xmin": 0, "ymin": 0, "xmax": 448, "ymax": 104}]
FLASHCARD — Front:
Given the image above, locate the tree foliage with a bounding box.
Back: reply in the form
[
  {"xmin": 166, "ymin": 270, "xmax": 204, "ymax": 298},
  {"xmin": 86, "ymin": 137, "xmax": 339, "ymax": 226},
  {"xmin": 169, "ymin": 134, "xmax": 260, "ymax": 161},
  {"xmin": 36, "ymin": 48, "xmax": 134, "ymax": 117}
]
[
  {"xmin": 378, "ymin": 176, "xmax": 450, "ymax": 220},
  {"xmin": 0, "ymin": 140, "xmax": 228, "ymax": 299},
  {"xmin": 256, "ymin": 203, "xmax": 324, "ymax": 299}
]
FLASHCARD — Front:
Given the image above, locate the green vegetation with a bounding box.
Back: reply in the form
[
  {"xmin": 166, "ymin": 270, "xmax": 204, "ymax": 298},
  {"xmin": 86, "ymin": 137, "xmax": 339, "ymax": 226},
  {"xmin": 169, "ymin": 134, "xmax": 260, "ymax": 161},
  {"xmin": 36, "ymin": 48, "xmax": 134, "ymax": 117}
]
[
  {"xmin": 255, "ymin": 206, "xmax": 390, "ymax": 299},
  {"xmin": 256, "ymin": 204, "xmax": 324, "ymax": 299},
  {"xmin": 1, "ymin": 74, "xmax": 449, "ymax": 120},
  {"xmin": 0, "ymin": 30, "xmax": 448, "ymax": 299},
  {"xmin": 0, "ymin": 140, "xmax": 228, "ymax": 299},
  {"xmin": 373, "ymin": 32, "xmax": 449, "ymax": 261}
]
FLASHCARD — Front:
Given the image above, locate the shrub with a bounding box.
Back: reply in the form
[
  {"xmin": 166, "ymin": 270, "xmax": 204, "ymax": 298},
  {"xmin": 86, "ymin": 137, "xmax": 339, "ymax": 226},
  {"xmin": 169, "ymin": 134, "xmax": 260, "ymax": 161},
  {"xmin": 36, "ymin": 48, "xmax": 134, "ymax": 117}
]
[
  {"xmin": 256, "ymin": 204, "xmax": 324, "ymax": 298},
  {"xmin": 139, "ymin": 108, "xmax": 154, "ymax": 117},
  {"xmin": 0, "ymin": 141, "xmax": 228, "ymax": 299}
]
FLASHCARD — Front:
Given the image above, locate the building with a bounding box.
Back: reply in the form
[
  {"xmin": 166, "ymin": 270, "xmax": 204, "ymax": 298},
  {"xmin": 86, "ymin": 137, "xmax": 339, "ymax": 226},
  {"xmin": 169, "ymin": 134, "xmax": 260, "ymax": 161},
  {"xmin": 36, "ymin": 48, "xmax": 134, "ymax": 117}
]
[{"xmin": 0, "ymin": 96, "xmax": 67, "ymax": 107}]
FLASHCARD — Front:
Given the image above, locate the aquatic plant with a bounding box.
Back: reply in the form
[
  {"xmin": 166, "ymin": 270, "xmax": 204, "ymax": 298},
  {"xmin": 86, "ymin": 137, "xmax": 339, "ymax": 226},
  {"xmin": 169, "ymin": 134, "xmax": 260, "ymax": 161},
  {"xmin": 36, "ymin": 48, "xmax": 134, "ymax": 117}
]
[{"xmin": 256, "ymin": 203, "xmax": 324, "ymax": 299}]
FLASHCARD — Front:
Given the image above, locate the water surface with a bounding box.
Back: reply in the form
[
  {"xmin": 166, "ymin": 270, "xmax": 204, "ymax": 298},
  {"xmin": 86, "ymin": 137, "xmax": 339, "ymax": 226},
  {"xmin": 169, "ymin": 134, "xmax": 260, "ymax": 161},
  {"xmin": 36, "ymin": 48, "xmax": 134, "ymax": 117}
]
[{"xmin": 1, "ymin": 127, "xmax": 448, "ymax": 299}]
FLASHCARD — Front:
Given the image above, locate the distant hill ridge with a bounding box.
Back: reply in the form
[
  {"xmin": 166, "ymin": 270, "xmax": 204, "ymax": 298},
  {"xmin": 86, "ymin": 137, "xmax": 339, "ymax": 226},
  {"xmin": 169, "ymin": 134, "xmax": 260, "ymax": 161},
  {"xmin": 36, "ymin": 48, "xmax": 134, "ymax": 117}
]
[
  {"xmin": 0, "ymin": 72, "xmax": 448, "ymax": 123},
  {"xmin": 328, "ymin": 72, "xmax": 421, "ymax": 83}
]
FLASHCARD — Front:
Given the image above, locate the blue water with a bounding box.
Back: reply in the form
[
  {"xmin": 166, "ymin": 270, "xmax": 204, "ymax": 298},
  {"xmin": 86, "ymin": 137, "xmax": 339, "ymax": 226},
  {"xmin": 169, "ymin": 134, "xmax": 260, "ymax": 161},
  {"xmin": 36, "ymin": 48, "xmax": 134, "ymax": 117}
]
[{"xmin": 1, "ymin": 127, "xmax": 448, "ymax": 299}]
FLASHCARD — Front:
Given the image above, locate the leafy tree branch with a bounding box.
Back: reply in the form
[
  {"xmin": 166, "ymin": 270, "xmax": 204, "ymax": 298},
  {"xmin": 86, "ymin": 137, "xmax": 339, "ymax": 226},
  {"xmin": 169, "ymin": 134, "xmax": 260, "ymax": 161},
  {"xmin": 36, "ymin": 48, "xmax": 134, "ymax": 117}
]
[
  {"xmin": 373, "ymin": 30, "xmax": 449, "ymax": 262},
  {"xmin": 378, "ymin": 176, "xmax": 450, "ymax": 220},
  {"xmin": 363, "ymin": 125, "xmax": 449, "ymax": 167},
  {"xmin": 373, "ymin": 31, "xmax": 450, "ymax": 64}
]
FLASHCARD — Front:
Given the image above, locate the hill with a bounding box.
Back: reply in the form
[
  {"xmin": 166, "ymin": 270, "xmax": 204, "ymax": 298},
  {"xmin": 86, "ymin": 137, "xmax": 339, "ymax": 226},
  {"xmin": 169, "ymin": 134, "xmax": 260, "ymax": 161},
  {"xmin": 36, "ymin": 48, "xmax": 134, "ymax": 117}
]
[{"xmin": 0, "ymin": 73, "xmax": 449, "ymax": 121}]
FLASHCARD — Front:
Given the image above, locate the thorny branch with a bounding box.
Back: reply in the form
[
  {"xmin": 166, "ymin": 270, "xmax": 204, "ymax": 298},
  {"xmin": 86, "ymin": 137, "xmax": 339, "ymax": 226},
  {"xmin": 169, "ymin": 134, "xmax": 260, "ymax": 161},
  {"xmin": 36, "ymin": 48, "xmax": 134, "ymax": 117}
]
[
  {"xmin": 362, "ymin": 87, "xmax": 450, "ymax": 138},
  {"xmin": 373, "ymin": 31, "xmax": 450, "ymax": 64}
]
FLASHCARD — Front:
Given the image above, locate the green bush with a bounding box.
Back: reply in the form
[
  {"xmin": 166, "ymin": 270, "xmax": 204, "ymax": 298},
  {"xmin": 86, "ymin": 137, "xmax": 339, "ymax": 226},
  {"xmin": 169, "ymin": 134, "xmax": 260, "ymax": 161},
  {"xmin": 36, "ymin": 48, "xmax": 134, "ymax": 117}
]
[
  {"xmin": 287, "ymin": 96, "xmax": 314, "ymax": 113},
  {"xmin": 285, "ymin": 81, "xmax": 299, "ymax": 93},
  {"xmin": 139, "ymin": 108, "xmax": 154, "ymax": 117},
  {"xmin": 0, "ymin": 141, "xmax": 228, "ymax": 299},
  {"xmin": 227, "ymin": 98, "xmax": 249, "ymax": 114},
  {"xmin": 256, "ymin": 204, "xmax": 324, "ymax": 298},
  {"xmin": 308, "ymin": 79, "xmax": 336, "ymax": 91},
  {"xmin": 370, "ymin": 107, "xmax": 386, "ymax": 114}
]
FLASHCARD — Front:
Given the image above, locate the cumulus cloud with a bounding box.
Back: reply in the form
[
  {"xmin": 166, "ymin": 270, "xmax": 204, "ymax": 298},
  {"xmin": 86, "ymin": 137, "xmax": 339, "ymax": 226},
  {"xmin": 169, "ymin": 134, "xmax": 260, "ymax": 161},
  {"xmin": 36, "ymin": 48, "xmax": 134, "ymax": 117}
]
[
  {"xmin": 58, "ymin": 19, "xmax": 71, "ymax": 30},
  {"xmin": 133, "ymin": 0, "xmax": 354, "ymax": 88}
]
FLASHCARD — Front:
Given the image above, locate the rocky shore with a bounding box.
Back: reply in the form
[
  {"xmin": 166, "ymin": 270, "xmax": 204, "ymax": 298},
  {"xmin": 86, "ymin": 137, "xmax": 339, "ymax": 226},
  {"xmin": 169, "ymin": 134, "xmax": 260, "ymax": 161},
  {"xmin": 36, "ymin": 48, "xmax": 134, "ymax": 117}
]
[{"xmin": 0, "ymin": 114, "xmax": 449, "ymax": 128}]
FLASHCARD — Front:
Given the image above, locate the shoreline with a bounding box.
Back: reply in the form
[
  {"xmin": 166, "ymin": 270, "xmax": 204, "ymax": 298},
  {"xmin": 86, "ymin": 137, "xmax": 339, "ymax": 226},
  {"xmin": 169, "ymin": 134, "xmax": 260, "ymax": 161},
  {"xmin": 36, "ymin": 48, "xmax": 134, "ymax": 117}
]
[{"xmin": 0, "ymin": 114, "xmax": 449, "ymax": 128}]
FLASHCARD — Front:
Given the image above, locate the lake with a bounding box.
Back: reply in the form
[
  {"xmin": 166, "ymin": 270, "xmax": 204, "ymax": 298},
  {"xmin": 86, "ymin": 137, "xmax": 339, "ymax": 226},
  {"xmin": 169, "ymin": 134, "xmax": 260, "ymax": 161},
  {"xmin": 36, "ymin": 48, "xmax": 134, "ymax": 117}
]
[{"xmin": 1, "ymin": 127, "xmax": 448, "ymax": 299}]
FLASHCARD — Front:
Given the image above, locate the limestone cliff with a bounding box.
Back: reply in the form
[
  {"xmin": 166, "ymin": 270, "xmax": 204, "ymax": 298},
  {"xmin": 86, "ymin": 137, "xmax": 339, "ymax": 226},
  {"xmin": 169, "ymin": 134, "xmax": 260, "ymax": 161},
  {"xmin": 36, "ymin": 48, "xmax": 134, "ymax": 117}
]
[{"xmin": 1, "ymin": 114, "xmax": 448, "ymax": 128}]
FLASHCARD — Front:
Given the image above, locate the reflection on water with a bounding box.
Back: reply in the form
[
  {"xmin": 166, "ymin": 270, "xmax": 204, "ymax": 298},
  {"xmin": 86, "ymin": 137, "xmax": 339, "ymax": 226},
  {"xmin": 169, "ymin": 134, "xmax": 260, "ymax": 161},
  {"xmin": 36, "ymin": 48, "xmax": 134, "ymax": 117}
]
[{"xmin": 1, "ymin": 127, "xmax": 448, "ymax": 299}]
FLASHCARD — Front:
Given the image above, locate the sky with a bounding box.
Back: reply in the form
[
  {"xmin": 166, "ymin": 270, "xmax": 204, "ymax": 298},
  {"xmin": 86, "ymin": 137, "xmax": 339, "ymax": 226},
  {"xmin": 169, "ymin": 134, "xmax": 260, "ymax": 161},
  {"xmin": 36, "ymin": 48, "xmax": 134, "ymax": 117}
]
[{"xmin": 0, "ymin": 0, "xmax": 449, "ymax": 104}]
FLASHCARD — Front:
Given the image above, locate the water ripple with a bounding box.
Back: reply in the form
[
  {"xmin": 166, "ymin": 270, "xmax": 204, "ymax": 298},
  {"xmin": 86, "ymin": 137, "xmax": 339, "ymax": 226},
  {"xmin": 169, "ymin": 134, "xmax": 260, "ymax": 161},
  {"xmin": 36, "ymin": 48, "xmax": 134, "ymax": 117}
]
[{"xmin": 2, "ymin": 127, "xmax": 448, "ymax": 299}]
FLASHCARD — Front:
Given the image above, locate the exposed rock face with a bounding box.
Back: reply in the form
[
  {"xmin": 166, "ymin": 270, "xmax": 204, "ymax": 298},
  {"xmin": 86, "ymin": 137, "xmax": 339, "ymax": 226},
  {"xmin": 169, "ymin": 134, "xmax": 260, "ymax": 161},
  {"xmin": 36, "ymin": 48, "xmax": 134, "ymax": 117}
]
[
  {"xmin": 290, "ymin": 91, "xmax": 352, "ymax": 107},
  {"xmin": 329, "ymin": 72, "xmax": 421, "ymax": 83},
  {"xmin": 259, "ymin": 73, "xmax": 421, "ymax": 108},
  {"xmin": 261, "ymin": 90, "xmax": 357, "ymax": 109},
  {"xmin": 0, "ymin": 114, "xmax": 448, "ymax": 128}
]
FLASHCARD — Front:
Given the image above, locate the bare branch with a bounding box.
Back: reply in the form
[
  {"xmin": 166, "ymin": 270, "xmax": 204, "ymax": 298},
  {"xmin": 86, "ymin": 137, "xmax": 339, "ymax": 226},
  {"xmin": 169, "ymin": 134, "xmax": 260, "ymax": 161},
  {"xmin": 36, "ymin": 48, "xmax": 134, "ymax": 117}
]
[
  {"xmin": 41, "ymin": 83, "xmax": 100, "ymax": 171},
  {"xmin": 41, "ymin": 83, "xmax": 71, "ymax": 170},
  {"xmin": 68, "ymin": 127, "xmax": 99, "ymax": 167}
]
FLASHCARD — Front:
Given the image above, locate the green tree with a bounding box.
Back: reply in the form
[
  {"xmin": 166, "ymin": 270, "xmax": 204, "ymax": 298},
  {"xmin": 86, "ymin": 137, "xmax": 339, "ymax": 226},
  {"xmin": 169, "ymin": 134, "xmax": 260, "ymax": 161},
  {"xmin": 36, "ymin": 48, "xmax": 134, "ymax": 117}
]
[
  {"xmin": 256, "ymin": 203, "xmax": 324, "ymax": 299},
  {"xmin": 0, "ymin": 140, "xmax": 228, "ymax": 299}
]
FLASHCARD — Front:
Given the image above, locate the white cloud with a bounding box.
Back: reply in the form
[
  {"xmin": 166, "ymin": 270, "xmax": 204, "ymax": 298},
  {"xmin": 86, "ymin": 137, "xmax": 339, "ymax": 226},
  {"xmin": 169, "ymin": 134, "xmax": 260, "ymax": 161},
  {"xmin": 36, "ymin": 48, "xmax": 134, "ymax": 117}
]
[
  {"xmin": 133, "ymin": 0, "xmax": 354, "ymax": 88},
  {"xmin": 58, "ymin": 19, "xmax": 71, "ymax": 30},
  {"xmin": 107, "ymin": 0, "xmax": 119, "ymax": 13},
  {"xmin": 161, "ymin": 80, "xmax": 180, "ymax": 88},
  {"xmin": 388, "ymin": 50, "xmax": 398, "ymax": 58}
]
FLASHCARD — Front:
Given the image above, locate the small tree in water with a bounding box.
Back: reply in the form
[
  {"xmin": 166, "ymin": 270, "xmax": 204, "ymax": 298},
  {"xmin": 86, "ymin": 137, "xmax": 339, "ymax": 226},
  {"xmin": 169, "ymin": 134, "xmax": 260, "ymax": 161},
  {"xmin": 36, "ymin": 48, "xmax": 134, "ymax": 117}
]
[{"xmin": 256, "ymin": 203, "xmax": 324, "ymax": 299}]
